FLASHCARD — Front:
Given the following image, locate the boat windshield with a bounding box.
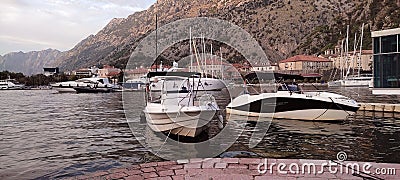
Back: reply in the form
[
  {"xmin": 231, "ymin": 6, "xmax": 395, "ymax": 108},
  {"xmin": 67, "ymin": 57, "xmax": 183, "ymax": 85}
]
[{"xmin": 278, "ymin": 84, "xmax": 299, "ymax": 92}]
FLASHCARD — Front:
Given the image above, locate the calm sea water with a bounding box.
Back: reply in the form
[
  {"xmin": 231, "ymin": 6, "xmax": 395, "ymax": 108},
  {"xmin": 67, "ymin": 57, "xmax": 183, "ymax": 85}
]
[{"xmin": 0, "ymin": 88, "xmax": 399, "ymax": 179}]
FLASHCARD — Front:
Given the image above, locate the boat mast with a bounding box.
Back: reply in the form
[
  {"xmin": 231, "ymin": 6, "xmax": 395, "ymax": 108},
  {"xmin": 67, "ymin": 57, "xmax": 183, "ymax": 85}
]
[
  {"xmin": 220, "ymin": 47, "xmax": 224, "ymax": 80},
  {"xmin": 348, "ymin": 32, "xmax": 357, "ymax": 77},
  {"xmin": 211, "ymin": 43, "xmax": 214, "ymax": 78},
  {"xmin": 358, "ymin": 23, "xmax": 364, "ymax": 77},
  {"xmin": 344, "ymin": 25, "xmax": 349, "ymax": 79},
  {"xmin": 189, "ymin": 27, "xmax": 192, "ymax": 72},
  {"xmin": 155, "ymin": 0, "xmax": 158, "ymax": 72},
  {"xmin": 202, "ymin": 35, "xmax": 206, "ymax": 77}
]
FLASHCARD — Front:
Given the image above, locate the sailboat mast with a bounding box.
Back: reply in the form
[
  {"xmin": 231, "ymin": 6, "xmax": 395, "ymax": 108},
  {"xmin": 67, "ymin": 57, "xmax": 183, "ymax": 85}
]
[
  {"xmin": 344, "ymin": 25, "xmax": 349, "ymax": 79},
  {"xmin": 220, "ymin": 47, "xmax": 223, "ymax": 80},
  {"xmin": 189, "ymin": 27, "xmax": 192, "ymax": 72},
  {"xmin": 202, "ymin": 36, "xmax": 206, "ymax": 77},
  {"xmin": 155, "ymin": 0, "xmax": 158, "ymax": 72},
  {"xmin": 358, "ymin": 23, "xmax": 365, "ymax": 77},
  {"xmin": 211, "ymin": 44, "xmax": 214, "ymax": 78}
]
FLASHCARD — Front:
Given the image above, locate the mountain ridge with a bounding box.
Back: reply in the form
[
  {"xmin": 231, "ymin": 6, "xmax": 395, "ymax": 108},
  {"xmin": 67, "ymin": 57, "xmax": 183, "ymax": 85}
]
[{"xmin": 1, "ymin": 0, "xmax": 399, "ymax": 75}]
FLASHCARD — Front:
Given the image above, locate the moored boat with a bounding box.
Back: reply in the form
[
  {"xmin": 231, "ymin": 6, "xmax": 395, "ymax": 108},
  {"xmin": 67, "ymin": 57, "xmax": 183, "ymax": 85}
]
[
  {"xmin": 143, "ymin": 72, "xmax": 223, "ymax": 137},
  {"xmin": 51, "ymin": 77, "xmax": 116, "ymax": 93},
  {"xmin": 0, "ymin": 77, "xmax": 27, "ymax": 90},
  {"xmin": 227, "ymin": 83, "xmax": 360, "ymax": 121}
]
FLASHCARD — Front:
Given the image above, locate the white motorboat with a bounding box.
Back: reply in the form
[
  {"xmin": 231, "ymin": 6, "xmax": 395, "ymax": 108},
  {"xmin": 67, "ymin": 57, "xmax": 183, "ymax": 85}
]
[
  {"xmin": 227, "ymin": 84, "xmax": 360, "ymax": 121},
  {"xmin": 51, "ymin": 77, "xmax": 116, "ymax": 93},
  {"xmin": 341, "ymin": 74, "xmax": 373, "ymax": 87},
  {"xmin": 150, "ymin": 74, "xmax": 225, "ymax": 91},
  {"xmin": 0, "ymin": 77, "xmax": 26, "ymax": 90},
  {"xmin": 123, "ymin": 76, "xmax": 146, "ymax": 91},
  {"xmin": 143, "ymin": 72, "xmax": 223, "ymax": 137}
]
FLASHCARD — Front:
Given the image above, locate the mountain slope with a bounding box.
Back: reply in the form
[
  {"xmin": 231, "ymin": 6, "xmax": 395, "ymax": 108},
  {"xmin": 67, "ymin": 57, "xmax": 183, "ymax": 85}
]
[
  {"xmin": 4, "ymin": 0, "xmax": 400, "ymax": 74},
  {"xmin": 0, "ymin": 49, "xmax": 62, "ymax": 75},
  {"xmin": 59, "ymin": 0, "xmax": 395, "ymax": 71}
]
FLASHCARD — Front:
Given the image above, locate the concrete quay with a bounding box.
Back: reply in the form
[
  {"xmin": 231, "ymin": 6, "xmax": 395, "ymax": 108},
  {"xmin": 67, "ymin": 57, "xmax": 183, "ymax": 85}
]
[
  {"xmin": 359, "ymin": 103, "xmax": 400, "ymax": 113},
  {"xmin": 68, "ymin": 158, "xmax": 400, "ymax": 180}
]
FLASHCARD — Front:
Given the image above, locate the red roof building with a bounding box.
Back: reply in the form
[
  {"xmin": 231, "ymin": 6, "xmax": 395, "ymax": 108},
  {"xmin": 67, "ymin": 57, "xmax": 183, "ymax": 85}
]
[{"xmin": 278, "ymin": 55, "xmax": 332, "ymax": 72}]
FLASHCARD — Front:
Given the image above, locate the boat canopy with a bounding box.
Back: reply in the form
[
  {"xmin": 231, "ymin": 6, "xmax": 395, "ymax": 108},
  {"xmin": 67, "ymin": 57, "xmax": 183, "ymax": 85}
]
[{"xmin": 146, "ymin": 72, "xmax": 201, "ymax": 78}]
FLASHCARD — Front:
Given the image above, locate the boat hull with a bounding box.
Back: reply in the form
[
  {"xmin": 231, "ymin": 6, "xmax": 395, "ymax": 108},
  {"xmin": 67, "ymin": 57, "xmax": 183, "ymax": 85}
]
[
  {"xmin": 143, "ymin": 104, "xmax": 217, "ymax": 137},
  {"xmin": 226, "ymin": 92, "xmax": 360, "ymax": 121},
  {"xmin": 73, "ymin": 87, "xmax": 112, "ymax": 93}
]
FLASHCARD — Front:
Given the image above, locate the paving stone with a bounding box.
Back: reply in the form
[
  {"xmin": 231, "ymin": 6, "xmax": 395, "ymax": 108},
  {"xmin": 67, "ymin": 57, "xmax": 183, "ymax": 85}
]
[
  {"xmin": 157, "ymin": 161, "xmax": 178, "ymax": 166},
  {"xmin": 142, "ymin": 167, "xmax": 156, "ymax": 173},
  {"xmin": 156, "ymin": 165, "xmax": 183, "ymax": 171},
  {"xmin": 239, "ymin": 158, "xmax": 262, "ymax": 165},
  {"xmin": 140, "ymin": 162, "xmax": 158, "ymax": 168},
  {"xmin": 202, "ymin": 158, "xmax": 221, "ymax": 163},
  {"xmin": 228, "ymin": 164, "xmax": 248, "ymax": 169},
  {"xmin": 183, "ymin": 163, "xmax": 202, "ymax": 169},
  {"xmin": 124, "ymin": 175, "xmax": 144, "ymax": 180},
  {"xmin": 158, "ymin": 170, "xmax": 175, "ymax": 177},
  {"xmin": 126, "ymin": 165, "xmax": 140, "ymax": 170},
  {"xmin": 201, "ymin": 161, "xmax": 215, "ymax": 169},
  {"xmin": 222, "ymin": 158, "xmax": 239, "ymax": 164},
  {"xmin": 176, "ymin": 159, "xmax": 189, "ymax": 164},
  {"xmin": 125, "ymin": 169, "xmax": 142, "ymax": 176},
  {"xmin": 171, "ymin": 175, "xmax": 185, "ymax": 180},
  {"xmin": 222, "ymin": 168, "xmax": 261, "ymax": 176},
  {"xmin": 71, "ymin": 158, "xmax": 400, "ymax": 180},
  {"xmin": 174, "ymin": 169, "xmax": 187, "ymax": 175},
  {"xmin": 215, "ymin": 162, "xmax": 228, "ymax": 169},
  {"xmin": 142, "ymin": 172, "xmax": 159, "ymax": 178},
  {"xmin": 189, "ymin": 158, "xmax": 204, "ymax": 163}
]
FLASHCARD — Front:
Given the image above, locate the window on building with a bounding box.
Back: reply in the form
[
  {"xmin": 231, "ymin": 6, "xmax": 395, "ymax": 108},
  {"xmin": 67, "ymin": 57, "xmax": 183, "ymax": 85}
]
[
  {"xmin": 374, "ymin": 37, "xmax": 380, "ymax": 54},
  {"xmin": 381, "ymin": 35, "xmax": 397, "ymax": 53}
]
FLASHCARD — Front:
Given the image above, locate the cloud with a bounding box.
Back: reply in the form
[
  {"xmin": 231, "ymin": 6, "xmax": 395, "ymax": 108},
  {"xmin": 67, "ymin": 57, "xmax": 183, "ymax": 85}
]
[{"xmin": 0, "ymin": 0, "xmax": 156, "ymax": 55}]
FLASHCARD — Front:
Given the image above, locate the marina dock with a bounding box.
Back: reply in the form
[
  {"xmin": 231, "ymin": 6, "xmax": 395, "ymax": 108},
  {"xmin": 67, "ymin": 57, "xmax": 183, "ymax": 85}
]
[
  {"xmin": 68, "ymin": 158, "xmax": 400, "ymax": 180},
  {"xmin": 359, "ymin": 103, "xmax": 400, "ymax": 113}
]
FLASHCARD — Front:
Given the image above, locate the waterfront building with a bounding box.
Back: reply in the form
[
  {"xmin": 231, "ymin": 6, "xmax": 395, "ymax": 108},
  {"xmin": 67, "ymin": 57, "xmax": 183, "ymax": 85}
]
[
  {"xmin": 327, "ymin": 50, "xmax": 373, "ymax": 72},
  {"xmin": 43, "ymin": 67, "xmax": 59, "ymax": 77},
  {"xmin": 250, "ymin": 63, "xmax": 278, "ymax": 72},
  {"xmin": 278, "ymin": 55, "xmax": 332, "ymax": 74},
  {"xmin": 371, "ymin": 28, "xmax": 400, "ymax": 95},
  {"xmin": 124, "ymin": 67, "xmax": 149, "ymax": 79},
  {"xmin": 98, "ymin": 65, "xmax": 121, "ymax": 78}
]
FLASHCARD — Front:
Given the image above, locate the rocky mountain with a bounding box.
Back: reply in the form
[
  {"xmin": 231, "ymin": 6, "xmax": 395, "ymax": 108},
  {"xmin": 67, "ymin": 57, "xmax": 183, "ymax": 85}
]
[
  {"xmin": 0, "ymin": 49, "xmax": 62, "ymax": 75},
  {"xmin": 3, "ymin": 0, "xmax": 400, "ymax": 74},
  {"xmin": 55, "ymin": 0, "xmax": 399, "ymax": 71}
]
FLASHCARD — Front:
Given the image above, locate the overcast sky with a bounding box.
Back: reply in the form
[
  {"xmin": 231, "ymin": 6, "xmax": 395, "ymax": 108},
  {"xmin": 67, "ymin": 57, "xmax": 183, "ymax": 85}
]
[{"xmin": 0, "ymin": 0, "xmax": 156, "ymax": 55}]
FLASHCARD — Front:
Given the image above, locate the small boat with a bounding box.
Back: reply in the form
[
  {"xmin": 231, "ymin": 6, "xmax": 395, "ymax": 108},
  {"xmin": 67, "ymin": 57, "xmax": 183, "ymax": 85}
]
[
  {"xmin": 0, "ymin": 77, "xmax": 27, "ymax": 90},
  {"xmin": 226, "ymin": 83, "xmax": 360, "ymax": 121},
  {"xmin": 51, "ymin": 77, "xmax": 116, "ymax": 93},
  {"xmin": 73, "ymin": 86, "xmax": 113, "ymax": 93},
  {"xmin": 149, "ymin": 73, "xmax": 225, "ymax": 92},
  {"xmin": 122, "ymin": 76, "xmax": 146, "ymax": 91},
  {"xmin": 143, "ymin": 72, "xmax": 223, "ymax": 137},
  {"xmin": 341, "ymin": 74, "xmax": 373, "ymax": 87}
]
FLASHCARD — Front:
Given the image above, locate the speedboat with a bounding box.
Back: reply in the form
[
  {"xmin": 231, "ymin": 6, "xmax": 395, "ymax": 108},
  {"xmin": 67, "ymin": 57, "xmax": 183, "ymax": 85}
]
[
  {"xmin": 143, "ymin": 72, "xmax": 223, "ymax": 137},
  {"xmin": 0, "ymin": 78, "xmax": 27, "ymax": 90},
  {"xmin": 122, "ymin": 76, "xmax": 146, "ymax": 91},
  {"xmin": 51, "ymin": 77, "xmax": 116, "ymax": 93},
  {"xmin": 150, "ymin": 76, "xmax": 225, "ymax": 91},
  {"xmin": 226, "ymin": 83, "xmax": 360, "ymax": 121}
]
